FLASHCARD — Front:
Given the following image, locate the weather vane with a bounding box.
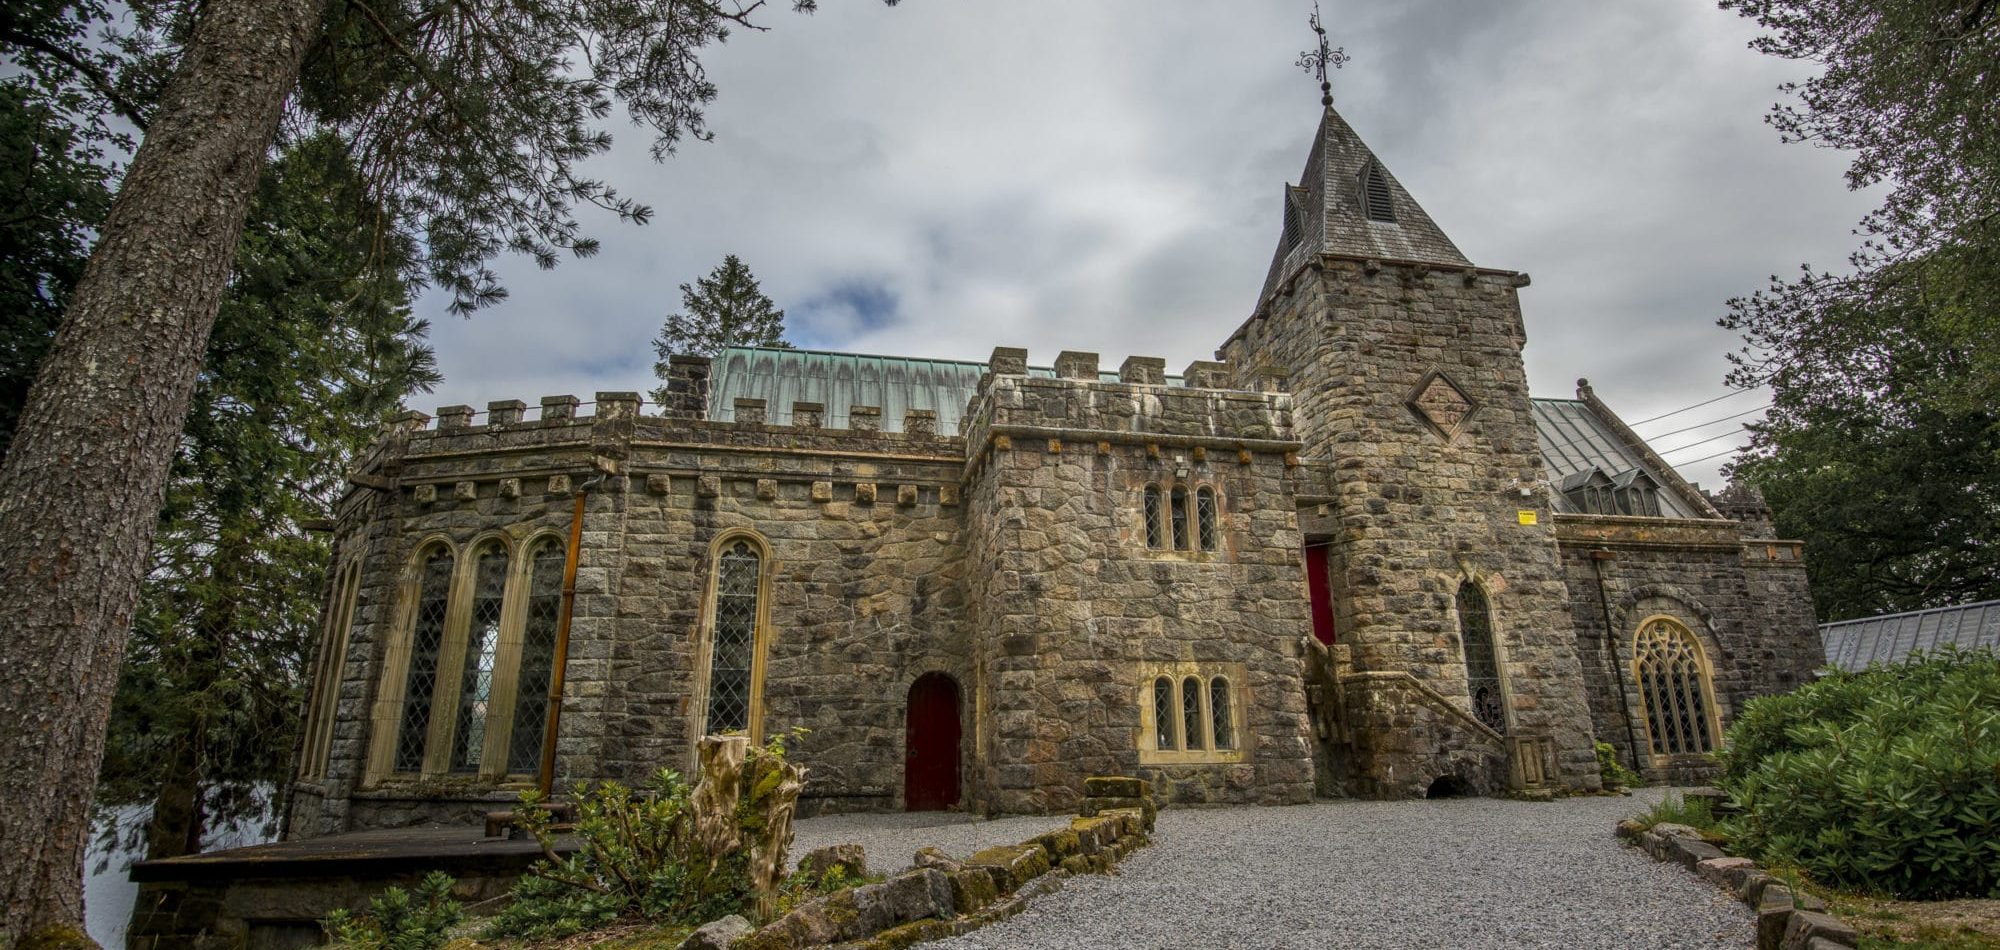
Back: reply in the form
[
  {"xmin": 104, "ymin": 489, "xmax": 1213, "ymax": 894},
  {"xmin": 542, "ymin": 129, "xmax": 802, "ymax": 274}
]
[{"xmin": 1296, "ymin": 2, "xmax": 1349, "ymax": 108}]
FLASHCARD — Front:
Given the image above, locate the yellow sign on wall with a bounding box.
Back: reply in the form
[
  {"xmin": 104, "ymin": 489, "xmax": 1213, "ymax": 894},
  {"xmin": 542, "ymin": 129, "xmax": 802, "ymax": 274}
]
[{"xmin": 1517, "ymin": 510, "xmax": 1538, "ymax": 526}]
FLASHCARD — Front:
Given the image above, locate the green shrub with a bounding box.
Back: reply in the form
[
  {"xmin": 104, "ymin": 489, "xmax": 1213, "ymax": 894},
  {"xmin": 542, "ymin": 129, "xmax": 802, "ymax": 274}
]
[
  {"xmin": 1597, "ymin": 741, "xmax": 1645, "ymax": 789},
  {"xmin": 1635, "ymin": 793, "xmax": 1718, "ymax": 833},
  {"xmin": 1717, "ymin": 648, "xmax": 2000, "ymax": 900},
  {"xmin": 323, "ymin": 872, "xmax": 464, "ymax": 950}
]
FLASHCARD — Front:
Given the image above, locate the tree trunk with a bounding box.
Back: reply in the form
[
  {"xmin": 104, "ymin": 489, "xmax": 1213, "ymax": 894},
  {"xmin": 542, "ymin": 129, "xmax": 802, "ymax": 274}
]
[{"xmin": 0, "ymin": 0, "xmax": 327, "ymax": 941}]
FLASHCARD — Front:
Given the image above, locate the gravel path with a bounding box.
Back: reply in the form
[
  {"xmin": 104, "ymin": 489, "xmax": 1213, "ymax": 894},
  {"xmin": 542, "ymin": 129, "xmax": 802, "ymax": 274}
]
[
  {"xmin": 923, "ymin": 788, "xmax": 1752, "ymax": 950},
  {"xmin": 789, "ymin": 811, "xmax": 1070, "ymax": 875}
]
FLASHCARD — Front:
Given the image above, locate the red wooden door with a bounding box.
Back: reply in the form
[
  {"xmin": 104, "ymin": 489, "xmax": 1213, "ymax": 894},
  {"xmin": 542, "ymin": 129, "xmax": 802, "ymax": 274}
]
[
  {"xmin": 1305, "ymin": 544, "xmax": 1337, "ymax": 645},
  {"xmin": 904, "ymin": 673, "xmax": 962, "ymax": 811}
]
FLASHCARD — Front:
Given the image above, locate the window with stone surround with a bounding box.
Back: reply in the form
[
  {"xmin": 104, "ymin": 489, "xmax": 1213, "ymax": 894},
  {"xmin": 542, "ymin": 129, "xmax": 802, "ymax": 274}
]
[
  {"xmin": 1195, "ymin": 487, "xmax": 1218, "ymax": 551},
  {"xmin": 1633, "ymin": 617, "xmax": 1718, "ymax": 758},
  {"xmin": 1139, "ymin": 664, "xmax": 1247, "ymax": 764},
  {"xmin": 1170, "ymin": 487, "xmax": 1190, "ymax": 549},
  {"xmin": 1456, "ymin": 582, "xmax": 1508, "ymax": 734},
  {"xmin": 299, "ymin": 557, "xmax": 362, "ymax": 781},
  {"xmin": 367, "ymin": 530, "xmax": 570, "ymax": 784},
  {"xmin": 1143, "ymin": 483, "xmax": 1221, "ymax": 554},
  {"xmin": 697, "ymin": 532, "xmax": 773, "ymax": 744},
  {"xmin": 1144, "ymin": 487, "xmax": 1165, "ymax": 549}
]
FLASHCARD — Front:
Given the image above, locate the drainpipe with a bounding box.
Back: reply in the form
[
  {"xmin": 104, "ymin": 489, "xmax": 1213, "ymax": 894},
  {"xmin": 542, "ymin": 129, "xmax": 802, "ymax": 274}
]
[
  {"xmin": 1590, "ymin": 550, "xmax": 1646, "ymax": 772},
  {"xmin": 538, "ymin": 471, "xmax": 606, "ymax": 798}
]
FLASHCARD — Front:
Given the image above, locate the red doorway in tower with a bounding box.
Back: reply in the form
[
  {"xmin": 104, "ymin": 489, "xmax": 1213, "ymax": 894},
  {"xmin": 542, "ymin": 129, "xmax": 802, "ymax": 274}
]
[
  {"xmin": 903, "ymin": 672, "xmax": 962, "ymax": 811},
  {"xmin": 1304, "ymin": 544, "xmax": 1337, "ymax": 645}
]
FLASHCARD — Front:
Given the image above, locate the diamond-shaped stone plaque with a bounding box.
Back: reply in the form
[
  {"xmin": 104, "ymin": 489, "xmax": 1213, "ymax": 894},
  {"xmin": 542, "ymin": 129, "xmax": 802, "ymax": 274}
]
[{"xmin": 1409, "ymin": 371, "xmax": 1477, "ymax": 438}]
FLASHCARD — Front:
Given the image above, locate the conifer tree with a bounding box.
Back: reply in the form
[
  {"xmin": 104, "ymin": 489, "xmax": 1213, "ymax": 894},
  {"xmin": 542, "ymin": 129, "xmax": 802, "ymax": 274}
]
[{"xmin": 649, "ymin": 254, "xmax": 793, "ymax": 403}]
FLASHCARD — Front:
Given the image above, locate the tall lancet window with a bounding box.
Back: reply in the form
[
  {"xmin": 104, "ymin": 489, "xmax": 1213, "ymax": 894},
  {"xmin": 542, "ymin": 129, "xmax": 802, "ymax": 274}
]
[
  {"xmin": 450, "ymin": 542, "xmax": 510, "ymax": 773},
  {"xmin": 1634, "ymin": 618, "xmax": 1718, "ymax": 757},
  {"xmin": 395, "ymin": 546, "xmax": 455, "ymax": 773},
  {"xmin": 703, "ymin": 538, "xmax": 768, "ymax": 738},
  {"xmin": 1457, "ymin": 581, "xmax": 1507, "ymax": 734},
  {"xmin": 507, "ymin": 537, "xmax": 567, "ymax": 774},
  {"xmin": 1361, "ymin": 161, "xmax": 1397, "ymax": 223}
]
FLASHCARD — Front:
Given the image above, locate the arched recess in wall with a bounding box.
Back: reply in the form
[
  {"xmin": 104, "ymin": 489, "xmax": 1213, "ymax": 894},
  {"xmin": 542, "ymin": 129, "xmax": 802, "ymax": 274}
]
[
  {"xmin": 1455, "ymin": 580, "xmax": 1508, "ymax": 734},
  {"xmin": 1632, "ymin": 615, "xmax": 1720, "ymax": 759},
  {"xmin": 695, "ymin": 529, "xmax": 774, "ymax": 746}
]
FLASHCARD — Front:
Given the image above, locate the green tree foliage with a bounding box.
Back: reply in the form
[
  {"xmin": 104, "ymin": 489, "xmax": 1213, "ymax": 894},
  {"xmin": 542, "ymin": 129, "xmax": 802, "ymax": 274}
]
[
  {"xmin": 649, "ymin": 254, "xmax": 793, "ymax": 399},
  {"xmin": 1717, "ymin": 649, "xmax": 2000, "ymax": 899},
  {"xmin": 1718, "ymin": 0, "xmax": 2000, "ymax": 620},
  {"xmin": 322, "ymin": 871, "xmax": 464, "ymax": 950}
]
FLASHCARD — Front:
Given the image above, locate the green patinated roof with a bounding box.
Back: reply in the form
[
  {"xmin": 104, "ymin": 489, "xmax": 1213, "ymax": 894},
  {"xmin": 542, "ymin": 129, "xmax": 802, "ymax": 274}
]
[{"xmin": 707, "ymin": 346, "xmax": 1183, "ymax": 433}]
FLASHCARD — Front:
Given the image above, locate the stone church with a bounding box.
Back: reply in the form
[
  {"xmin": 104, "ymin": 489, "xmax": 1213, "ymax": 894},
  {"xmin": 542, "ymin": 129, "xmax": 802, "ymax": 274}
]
[{"xmin": 285, "ymin": 100, "xmax": 1822, "ymax": 837}]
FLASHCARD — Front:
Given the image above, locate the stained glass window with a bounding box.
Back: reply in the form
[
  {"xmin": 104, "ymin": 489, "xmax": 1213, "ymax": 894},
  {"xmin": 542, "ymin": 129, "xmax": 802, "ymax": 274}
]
[
  {"xmin": 1457, "ymin": 582, "xmax": 1507, "ymax": 734},
  {"xmin": 1181, "ymin": 676, "xmax": 1204, "ymax": 750},
  {"xmin": 1153, "ymin": 677, "xmax": 1175, "ymax": 750},
  {"xmin": 1195, "ymin": 487, "xmax": 1218, "ymax": 551},
  {"xmin": 1144, "ymin": 487, "xmax": 1164, "ymax": 550},
  {"xmin": 508, "ymin": 538, "xmax": 567, "ymax": 774},
  {"xmin": 451, "ymin": 543, "xmax": 509, "ymax": 773},
  {"xmin": 1635, "ymin": 619, "xmax": 1715, "ymax": 756},
  {"xmin": 1170, "ymin": 487, "xmax": 1190, "ymax": 550},
  {"xmin": 1209, "ymin": 677, "xmax": 1234, "ymax": 750},
  {"xmin": 395, "ymin": 547, "xmax": 454, "ymax": 773},
  {"xmin": 705, "ymin": 540, "xmax": 762, "ymax": 735}
]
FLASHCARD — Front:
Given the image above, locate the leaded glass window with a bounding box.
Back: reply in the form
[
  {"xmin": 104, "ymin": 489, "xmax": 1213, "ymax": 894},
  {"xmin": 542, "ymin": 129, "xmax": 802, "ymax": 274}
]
[
  {"xmin": 705, "ymin": 540, "xmax": 762, "ymax": 735},
  {"xmin": 1209, "ymin": 677, "xmax": 1234, "ymax": 750},
  {"xmin": 1170, "ymin": 487, "xmax": 1190, "ymax": 550},
  {"xmin": 1457, "ymin": 582, "xmax": 1507, "ymax": 734},
  {"xmin": 1635, "ymin": 619, "xmax": 1716, "ymax": 756},
  {"xmin": 1144, "ymin": 487, "xmax": 1164, "ymax": 550},
  {"xmin": 1153, "ymin": 677, "xmax": 1175, "ymax": 750},
  {"xmin": 1195, "ymin": 487, "xmax": 1218, "ymax": 551},
  {"xmin": 394, "ymin": 547, "xmax": 454, "ymax": 773},
  {"xmin": 507, "ymin": 538, "xmax": 567, "ymax": 774},
  {"xmin": 451, "ymin": 543, "xmax": 509, "ymax": 773},
  {"xmin": 301, "ymin": 561, "xmax": 361, "ymax": 780},
  {"xmin": 1181, "ymin": 676, "xmax": 1204, "ymax": 750}
]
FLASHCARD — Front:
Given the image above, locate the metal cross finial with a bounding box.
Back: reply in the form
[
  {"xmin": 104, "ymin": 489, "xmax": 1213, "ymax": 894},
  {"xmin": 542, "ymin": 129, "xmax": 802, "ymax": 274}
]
[{"xmin": 1296, "ymin": 2, "xmax": 1350, "ymax": 108}]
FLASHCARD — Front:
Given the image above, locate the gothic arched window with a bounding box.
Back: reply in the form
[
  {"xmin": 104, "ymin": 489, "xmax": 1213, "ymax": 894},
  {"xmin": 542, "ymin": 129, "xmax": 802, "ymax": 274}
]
[
  {"xmin": 1634, "ymin": 618, "xmax": 1717, "ymax": 757},
  {"xmin": 1457, "ymin": 581, "xmax": 1507, "ymax": 734},
  {"xmin": 394, "ymin": 545, "xmax": 456, "ymax": 773},
  {"xmin": 1208, "ymin": 677, "xmax": 1235, "ymax": 750},
  {"xmin": 506, "ymin": 537, "xmax": 568, "ymax": 774},
  {"xmin": 703, "ymin": 537, "xmax": 768, "ymax": 738},
  {"xmin": 1152, "ymin": 677, "xmax": 1176, "ymax": 750},
  {"xmin": 1181, "ymin": 676, "xmax": 1205, "ymax": 750},
  {"xmin": 450, "ymin": 542, "xmax": 510, "ymax": 773}
]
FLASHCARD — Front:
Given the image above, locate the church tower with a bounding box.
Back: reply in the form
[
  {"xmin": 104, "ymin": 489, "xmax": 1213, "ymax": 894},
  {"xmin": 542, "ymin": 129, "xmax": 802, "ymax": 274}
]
[{"xmin": 1220, "ymin": 99, "xmax": 1603, "ymax": 795}]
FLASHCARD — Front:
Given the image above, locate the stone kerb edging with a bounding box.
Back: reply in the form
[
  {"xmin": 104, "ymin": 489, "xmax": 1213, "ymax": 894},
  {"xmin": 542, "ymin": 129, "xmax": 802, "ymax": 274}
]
[
  {"xmin": 1615, "ymin": 815, "xmax": 1859, "ymax": 950},
  {"xmin": 715, "ymin": 782, "xmax": 1155, "ymax": 950}
]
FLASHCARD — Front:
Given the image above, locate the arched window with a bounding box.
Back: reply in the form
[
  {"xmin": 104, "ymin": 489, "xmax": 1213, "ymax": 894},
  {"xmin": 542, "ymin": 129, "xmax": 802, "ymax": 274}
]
[
  {"xmin": 506, "ymin": 537, "xmax": 567, "ymax": 774},
  {"xmin": 1456, "ymin": 582, "xmax": 1507, "ymax": 734},
  {"xmin": 1195, "ymin": 487, "xmax": 1218, "ymax": 551},
  {"xmin": 300, "ymin": 559, "xmax": 362, "ymax": 780},
  {"xmin": 704, "ymin": 538, "xmax": 766, "ymax": 737},
  {"xmin": 1208, "ymin": 677, "xmax": 1234, "ymax": 750},
  {"xmin": 1634, "ymin": 618, "xmax": 1717, "ymax": 756},
  {"xmin": 1152, "ymin": 677, "xmax": 1176, "ymax": 750},
  {"xmin": 1361, "ymin": 161, "xmax": 1397, "ymax": 223},
  {"xmin": 1181, "ymin": 676, "xmax": 1205, "ymax": 750},
  {"xmin": 1143, "ymin": 487, "xmax": 1164, "ymax": 550},
  {"xmin": 450, "ymin": 542, "xmax": 510, "ymax": 772},
  {"xmin": 1170, "ymin": 487, "xmax": 1190, "ymax": 550},
  {"xmin": 394, "ymin": 545, "xmax": 455, "ymax": 773}
]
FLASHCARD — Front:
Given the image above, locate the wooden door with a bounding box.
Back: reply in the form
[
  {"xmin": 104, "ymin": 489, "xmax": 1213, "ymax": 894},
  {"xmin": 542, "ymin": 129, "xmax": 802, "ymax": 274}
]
[
  {"xmin": 1305, "ymin": 544, "xmax": 1337, "ymax": 645},
  {"xmin": 904, "ymin": 673, "xmax": 962, "ymax": 811}
]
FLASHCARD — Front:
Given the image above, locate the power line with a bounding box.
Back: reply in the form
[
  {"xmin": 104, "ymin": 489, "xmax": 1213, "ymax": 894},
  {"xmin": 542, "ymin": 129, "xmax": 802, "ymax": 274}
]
[
  {"xmin": 1626, "ymin": 387, "xmax": 1756, "ymax": 427},
  {"xmin": 1657, "ymin": 425, "xmax": 1754, "ymax": 457},
  {"xmin": 1641, "ymin": 404, "xmax": 1770, "ymax": 441},
  {"xmin": 1669, "ymin": 444, "xmax": 1748, "ymax": 468}
]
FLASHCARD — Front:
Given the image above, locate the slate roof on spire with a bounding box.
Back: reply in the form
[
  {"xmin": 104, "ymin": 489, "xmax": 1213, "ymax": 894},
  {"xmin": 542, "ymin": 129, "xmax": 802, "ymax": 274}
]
[{"xmin": 1258, "ymin": 106, "xmax": 1471, "ymax": 306}]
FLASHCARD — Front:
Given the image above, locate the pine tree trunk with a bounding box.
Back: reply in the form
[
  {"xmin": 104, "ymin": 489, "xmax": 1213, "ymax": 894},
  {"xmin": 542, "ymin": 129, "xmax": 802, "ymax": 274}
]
[{"xmin": 0, "ymin": 0, "xmax": 326, "ymax": 941}]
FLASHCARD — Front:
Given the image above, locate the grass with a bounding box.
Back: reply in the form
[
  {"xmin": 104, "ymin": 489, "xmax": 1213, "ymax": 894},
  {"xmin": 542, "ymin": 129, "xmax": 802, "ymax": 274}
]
[{"xmin": 1632, "ymin": 793, "xmax": 1720, "ymax": 837}]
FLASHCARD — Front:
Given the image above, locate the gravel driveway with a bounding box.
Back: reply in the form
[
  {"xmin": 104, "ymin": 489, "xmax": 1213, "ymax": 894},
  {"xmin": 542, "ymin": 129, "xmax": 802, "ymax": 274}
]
[{"xmin": 918, "ymin": 788, "xmax": 1751, "ymax": 950}]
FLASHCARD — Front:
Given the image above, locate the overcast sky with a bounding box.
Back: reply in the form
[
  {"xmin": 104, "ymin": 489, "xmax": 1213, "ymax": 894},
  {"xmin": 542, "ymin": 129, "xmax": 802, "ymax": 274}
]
[{"xmin": 416, "ymin": 1, "xmax": 1877, "ymax": 491}]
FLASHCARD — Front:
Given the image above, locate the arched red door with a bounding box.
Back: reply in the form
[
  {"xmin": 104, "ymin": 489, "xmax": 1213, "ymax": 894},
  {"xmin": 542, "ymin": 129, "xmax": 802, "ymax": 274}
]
[{"xmin": 904, "ymin": 673, "xmax": 962, "ymax": 811}]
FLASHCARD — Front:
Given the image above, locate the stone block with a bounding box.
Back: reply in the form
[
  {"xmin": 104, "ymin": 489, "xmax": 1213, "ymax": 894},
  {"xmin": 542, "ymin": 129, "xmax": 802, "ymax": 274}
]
[
  {"xmin": 547, "ymin": 475, "xmax": 571, "ymax": 495},
  {"xmin": 595, "ymin": 391, "xmax": 641, "ymax": 419},
  {"xmin": 1086, "ymin": 775, "xmax": 1148, "ymax": 799},
  {"xmin": 1739, "ymin": 871, "xmax": 1778, "ymax": 904},
  {"xmin": 697, "ymin": 475, "xmax": 721, "ymax": 498},
  {"xmin": 646, "ymin": 474, "xmax": 672, "ymax": 495},
  {"xmin": 904, "ymin": 409, "xmax": 937, "ymax": 437},
  {"xmin": 411, "ymin": 484, "xmax": 437, "ymax": 504},
  {"xmin": 486, "ymin": 399, "xmax": 527, "ymax": 426},
  {"xmin": 855, "ymin": 482, "xmax": 877, "ymax": 504},
  {"xmin": 1060, "ymin": 854, "xmax": 1091, "ymax": 875},
  {"xmin": 939, "ymin": 484, "xmax": 959, "ymax": 507},
  {"xmin": 453, "ymin": 481, "xmax": 477, "ymax": 501},
  {"xmin": 798, "ymin": 843, "xmax": 869, "ymax": 881},
  {"xmin": 811, "ymin": 481, "xmax": 832, "ymax": 503},
  {"xmin": 792, "ymin": 401, "xmax": 824, "ymax": 428},
  {"xmin": 1119, "ymin": 356, "xmax": 1167, "ymax": 385},
  {"xmin": 1781, "ymin": 911, "xmax": 1857, "ymax": 950},
  {"xmin": 1652, "ymin": 822, "xmax": 1703, "ymax": 840},
  {"xmin": 436, "ymin": 405, "xmax": 474, "ymax": 429},
  {"xmin": 912, "ymin": 847, "xmax": 961, "ymax": 873},
  {"xmin": 850, "ymin": 406, "xmax": 882, "ymax": 432},
  {"xmin": 391, "ymin": 409, "xmax": 430, "ymax": 433},
  {"xmin": 1697, "ymin": 856, "xmax": 1756, "ymax": 889},
  {"xmin": 1054, "ymin": 350, "xmax": 1099, "ymax": 380},
  {"xmin": 964, "ymin": 843, "xmax": 1050, "ymax": 894},
  {"xmin": 1181, "ymin": 360, "xmax": 1230, "ymax": 389},
  {"xmin": 844, "ymin": 868, "xmax": 953, "ymax": 937},
  {"xmin": 735, "ymin": 398, "xmax": 768, "ymax": 426},
  {"xmin": 540, "ymin": 395, "xmax": 579, "ymax": 421},
  {"xmin": 946, "ymin": 867, "xmax": 998, "ymax": 914},
  {"xmin": 988, "ymin": 346, "xmax": 1028, "ymax": 376},
  {"xmin": 498, "ymin": 477, "xmax": 520, "ymax": 499},
  {"xmin": 1614, "ymin": 818, "xmax": 1646, "ymax": 841},
  {"xmin": 756, "ymin": 478, "xmax": 778, "ymax": 501},
  {"xmin": 897, "ymin": 484, "xmax": 918, "ymax": 507},
  {"xmin": 1033, "ymin": 829, "xmax": 1082, "ymax": 861},
  {"xmin": 1757, "ymin": 886, "xmax": 1796, "ymax": 950},
  {"xmin": 676, "ymin": 914, "xmax": 751, "ymax": 950},
  {"xmin": 1673, "ymin": 838, "xmax": 1728, "ymax": 870},
  {"xmin": 1099, "ymin": 804, "xmax": 1155, "ymax": 833}
]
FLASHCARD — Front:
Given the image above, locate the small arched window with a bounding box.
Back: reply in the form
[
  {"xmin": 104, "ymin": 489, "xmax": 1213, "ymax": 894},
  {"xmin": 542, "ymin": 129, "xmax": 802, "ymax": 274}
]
[
  {"xmin": 1635, "ymin": 618, "xmax": 1717, "ymax": 757},
  {"xmin": 1456, "ymin": 581, "xmax": 1507, "ymax": 734},
  {"xmin": 450, "ymin": 542, "xmax": 510, "ymax": 773},
  {"xmin": 1143, "ymin": 487, "xmax": 1164, "ymax": 550},
  {"xmin": 1361, "ymin": 161, "xmax": 1397, "ymax": 223},
  {"xmin": 395, "ymin": 545, "xmax": 456, "ymax": 773},
  {"xmin": 1209, "ymin": 677, "xmax": 1234, "ymax": 750},
  {"xmin": 506, "ymin": 537, "xmax": 568, "ymax": 774},
  {"xmin": 1181, "ymin": 676, "xmax": 1205, "ymax": 750},
  {"xmin": 1152, "ymin": 677, "xmax": 1176, "ymax": 750},
  {"xmin": 704, "ymin": 539, "xmax": 766, "ymax": 736},
  {"xmin": 1170, "ymin": 487, "xmax": 1190, "ymax": 550},
  {"xmin": 1195, "ymin": 487, "xmax": 1218, "ymax": 551}
]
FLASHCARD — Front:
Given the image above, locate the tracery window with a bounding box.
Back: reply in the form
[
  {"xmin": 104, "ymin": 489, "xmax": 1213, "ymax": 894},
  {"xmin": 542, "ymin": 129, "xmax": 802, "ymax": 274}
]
[
  {"xmin": 1195, "ymin": 487, "xmax": 1218, "ymax": 551},
  {"xmin": 1144, "ymin": 488, "xmax": 1164, "ymax": 550},
  {"xmin": 394, "ymin": 546, "xmax": 455, "ymax": 773},
  {"xmin": 299, "ymin": 559, "xmax": 361, "ymax": 781},
  {"xmin": 450, "ymin": 543, "xmax": 510, "ymax": 773},
  {"xmin": 507, "ymin": 538, "xmax": 567, "ymax": 774},
  {"xmin": 1634, "ymin": 618, "xmax": 1717, "ymax": 757},
  {"xmin": 703, "ymin": 538, "xmax": 768, "ymax": 738},
  {"xmin": 1140, "ymin": 669, "xmax": 1245, "ymax": 763},
  {"xmin": 1456, "ymin": 581, "xmax": 1508, "ymax": 734}
]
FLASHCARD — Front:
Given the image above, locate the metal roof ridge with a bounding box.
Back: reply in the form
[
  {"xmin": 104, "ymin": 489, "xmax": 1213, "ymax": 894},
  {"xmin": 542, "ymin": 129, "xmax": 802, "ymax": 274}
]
[{"xmin": 1820, "ymin": 597, "xmax": 2000, "ymax": 630}]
